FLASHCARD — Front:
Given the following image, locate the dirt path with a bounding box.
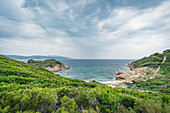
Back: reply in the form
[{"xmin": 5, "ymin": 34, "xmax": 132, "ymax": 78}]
[
  {"xmin": 151, "ymin": 56, "xmax": 166, "ymax": 77},
  {"xmin": 108, "ymin": 56, "xmax": 167, "ymax": 89}
]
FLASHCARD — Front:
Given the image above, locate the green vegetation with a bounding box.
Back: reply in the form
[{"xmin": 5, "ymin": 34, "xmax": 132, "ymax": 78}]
[
  {"xmin": 27, "ymin": 59, "xmax": 63, "ymax": 68},
  {"xmin": 129, "ymin": 49, "xmax": 170, "ymax": 93},
  {"xmin": 0, "ymin": 54, "xmax": 170, "ymax": 113},
  {"xmin": 131, "ymin": 53, "xmax": 163, "ymax": 69},
  {"xmin": 131, "ymin": 49, "xmax": 169, "ymax": 69}
]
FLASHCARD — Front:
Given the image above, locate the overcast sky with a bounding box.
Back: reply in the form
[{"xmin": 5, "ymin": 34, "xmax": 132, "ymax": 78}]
[{"xmin": 0, "ymin": 0, "xmax": 169, "ymax": 59}]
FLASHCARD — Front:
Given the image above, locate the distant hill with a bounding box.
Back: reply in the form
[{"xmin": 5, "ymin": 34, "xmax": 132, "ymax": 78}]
[{"xmin": 0, "ymin": 54, "xmax": 72, "ymax": 60}]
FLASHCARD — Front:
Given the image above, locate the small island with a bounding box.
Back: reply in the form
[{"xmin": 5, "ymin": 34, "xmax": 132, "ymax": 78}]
[{"xmin": 27, "ymin": 59, "xmax": 70, "ymax": 72}]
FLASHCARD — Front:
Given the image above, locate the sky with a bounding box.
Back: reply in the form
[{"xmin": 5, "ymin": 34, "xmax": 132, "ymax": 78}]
[{"xmin": 0, "ymin": 0, "xmax": 170, "ymax": 59}]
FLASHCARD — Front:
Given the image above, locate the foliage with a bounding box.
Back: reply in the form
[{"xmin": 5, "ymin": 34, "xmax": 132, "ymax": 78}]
[
  {"xmin": 128, "ymin": 49, "xmax": 170, "ymax": 93},
  {"xmin": 27, "ymin": 59, "xmax": 63, "ymax": 68},
  {"xmin": 131, "ymin": 49, "xmax": 169, "ymax": 69},
  {"xmin": 131, "ymin": 75, "xmax": 170, "ymax": 93},
  {"xmin": 0, "ymin": 55, "xmax": 170, "ymax": 112}
]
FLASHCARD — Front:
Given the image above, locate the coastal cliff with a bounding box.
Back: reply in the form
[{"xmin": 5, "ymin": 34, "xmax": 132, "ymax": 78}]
[
  {"xmin": 116, "ymin": 49, "xmax": 169, "ymax": 82},
  {"xmin": 114, "ymin": 49, "xmax": 170, "ymax": 93},
  {"xmin": 27, "ymin": 59, "xmax": 70, "ymax": 72}
]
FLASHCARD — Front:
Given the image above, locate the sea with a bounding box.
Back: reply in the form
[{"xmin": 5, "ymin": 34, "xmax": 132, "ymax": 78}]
[
  {"xmin": 55, "ymin": 59, "xmax": 134, "ymax": 83},
  {"xmin": 15, "ymin": 59, "xmax": 134, "ymax": 84}
]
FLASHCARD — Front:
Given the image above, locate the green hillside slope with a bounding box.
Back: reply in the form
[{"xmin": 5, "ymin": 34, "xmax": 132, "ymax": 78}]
[
  {"xmin": 131, "ymin": 49, "xmax": 170, "ymax": 71},
  {"xmin": 128, "ymin": 49, "xmax": 170, "ymax": 93},
  {"xmin": 0, "ymin": 55, "xmax": 169, "ymax": 113}
]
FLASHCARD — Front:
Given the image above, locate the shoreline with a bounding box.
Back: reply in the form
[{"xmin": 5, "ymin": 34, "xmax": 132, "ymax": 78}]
[
  {"xmin": 105, "ymin": 63, "xmax": 153, "ymax": 88},
  {"xmin": 104, "ymin": 80, "xmax": 126, "ymax": 88},
  {"xmin": 104, "ymin": 63, "xmax": 136, "ymax": 87},
  {"xmin": 54, "ymin": 62, "xmax": 133, "ymax": 86},
  {"xmin": 45, "ymin": 64, "xmax": 70, "ymax": 72}
]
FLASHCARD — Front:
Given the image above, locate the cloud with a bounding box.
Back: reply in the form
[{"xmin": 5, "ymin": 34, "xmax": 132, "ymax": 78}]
[
  {"xmin": 0, "ymin": 0, "xmax": 169, "ymax": 59},
  {"xmin": 92, "ymin": 0, "xmax": 170, "ymax": 58}
]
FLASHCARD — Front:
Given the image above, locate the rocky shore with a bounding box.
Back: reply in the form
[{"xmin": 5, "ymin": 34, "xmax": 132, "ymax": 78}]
[
  {"xmin": 27, "ymin": 59, "xmax": 70, "ymax": 72},
  {"xmin": 115, "ymin": 67, "xmax": 149, "ymax": 81},
  {"xmin": 106, "ymin": 63, "xmax": 149, "ymax": 87},
  {"xmin": 128, "ymin": 63, "xmax": 134, "ymax": 70},
  {"xmin": 45, "ymin": 64, "xmax": 70, "ymax": 72}
]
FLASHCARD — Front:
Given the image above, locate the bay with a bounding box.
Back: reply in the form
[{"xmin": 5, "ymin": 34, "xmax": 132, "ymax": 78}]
[{"xmin": 55, "ymin": 59, "xmax": 134, "ymax": 83}]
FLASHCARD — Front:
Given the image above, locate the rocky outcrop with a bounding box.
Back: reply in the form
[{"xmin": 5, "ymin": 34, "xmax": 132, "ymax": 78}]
[
  {"xmin": 128, "ymin": 63, "xmax": 134, "ymax": 70},
  {"xmin": 116, "ymin": 67, "xmax": 148, "ymax": 80},
  {"xmin": 117, "ymin": 72, "xmax": 125, "ymax": 75},
  {"xmin": 45, "ymin": 64, "xmax": 70, "ymax": 72},
  {"xmin": 28, "ymin": 59, "xmax": 70, "ymax": 72}
]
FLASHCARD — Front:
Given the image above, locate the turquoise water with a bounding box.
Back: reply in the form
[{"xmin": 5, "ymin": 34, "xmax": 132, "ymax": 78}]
[
  {"xmin": 55, "ymin": 59, "xmax": 134, "ymax": 83},
  {"xmin": 15, "ymin": 58, "xmax": 134, "ymax": 83}
]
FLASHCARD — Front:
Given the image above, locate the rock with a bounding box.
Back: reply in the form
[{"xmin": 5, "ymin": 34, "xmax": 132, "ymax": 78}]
[
  {"xmin": 89, "ymin": 80, "xmax": 97, "ymax": 83},
  {"xmin": 127, "ymin": 71, "xmax": 136, "ymax": 75},
  {"xmin": 45, "ymin": 64, "xmax": 70, "ymax": 72},
  {"xmin": 116, "ymin": 67, "xmax": 149, "ymax": 80},
  {"xmin": 116, "ymin": 74, "xmax": 130, "ymax": 80},
  {"xmin": 125, "ymin": 79, "xmax": 133, "ymax": 84},
  {"xmin": 117, "ymin": 72, "xmax": 125, "ymax": 75},
  {"xmin": 128, "ymin": 63, "xmax": 134, "ymax": 70}
]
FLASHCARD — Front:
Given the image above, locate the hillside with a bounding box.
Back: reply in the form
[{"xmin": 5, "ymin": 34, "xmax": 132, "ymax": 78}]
[
  {"xmin": 27, "ymin": 59, "xmax": 70, "ymax": 72},
  {"xmin": 130, "ymin": 49, "xmax": 170, "ymax": 73},
  {"xmin": 0, "ymin": 55, "xmax": 169, "ymax": 113},
  {"xmin": 126, "ymin": 49, "xmax": 170, "ymax": 93}
]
